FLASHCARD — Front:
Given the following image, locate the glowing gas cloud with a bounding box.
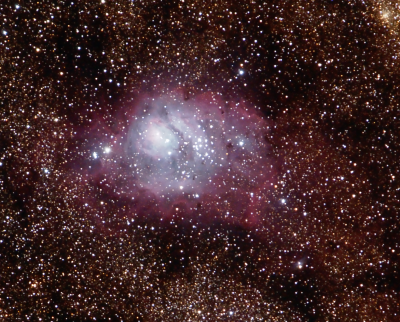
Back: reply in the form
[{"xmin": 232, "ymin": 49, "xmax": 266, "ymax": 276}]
[{"xmin": 91, "ymin": 90, "xmax": 277, "ymax": 224}]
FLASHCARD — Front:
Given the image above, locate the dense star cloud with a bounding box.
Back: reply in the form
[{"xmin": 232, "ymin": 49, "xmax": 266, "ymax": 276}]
[{"xmin": 1, "ymin": 0, "xmax": 400, "ymax": 321}]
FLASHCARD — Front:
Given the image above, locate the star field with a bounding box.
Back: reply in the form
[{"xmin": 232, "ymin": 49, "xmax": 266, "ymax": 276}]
[{"xmin": 1, "ymin": 0, "xmax": 399, "ymax": 321}]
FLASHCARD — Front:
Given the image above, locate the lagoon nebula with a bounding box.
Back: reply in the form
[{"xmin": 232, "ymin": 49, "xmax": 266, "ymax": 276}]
[
  {"xmin": 1, "ymin": 0, "xmax": 400, "ymax": 321},
  {"xmin": 90, "ymin": 90, "xmax": 276, "ymax": 225}
]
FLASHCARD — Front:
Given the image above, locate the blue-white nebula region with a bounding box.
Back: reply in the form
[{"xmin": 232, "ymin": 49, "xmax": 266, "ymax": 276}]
[{"xmin": 96, "ymin": 90, "xmax": 277, "ymax": 224}]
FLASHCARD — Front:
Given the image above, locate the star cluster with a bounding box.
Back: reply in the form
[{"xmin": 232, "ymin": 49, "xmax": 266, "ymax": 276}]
[{"xmin": 1, "ymin": 0, "xmax": 399, "ymax": 321}]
